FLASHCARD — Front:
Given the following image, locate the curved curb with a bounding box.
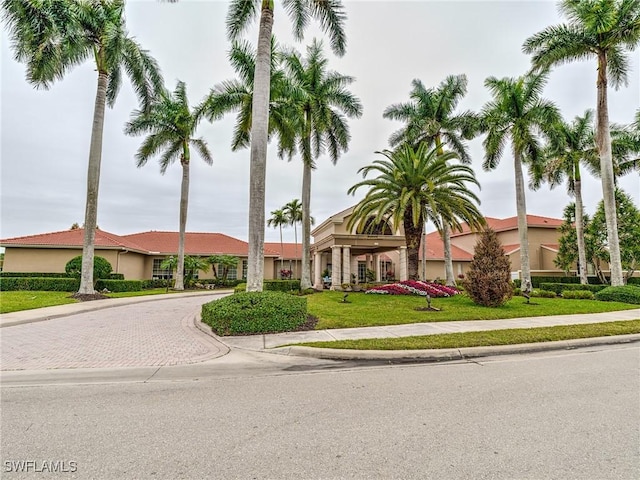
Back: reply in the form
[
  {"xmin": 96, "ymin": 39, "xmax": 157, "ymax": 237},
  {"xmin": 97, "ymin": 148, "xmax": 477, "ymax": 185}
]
[{"xmin": 276, "ymin": 333, "xmax": 640, "ymax": 362}]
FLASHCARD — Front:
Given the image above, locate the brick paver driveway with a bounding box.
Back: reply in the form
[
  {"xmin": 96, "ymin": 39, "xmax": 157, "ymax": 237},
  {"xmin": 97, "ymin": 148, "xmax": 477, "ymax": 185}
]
[{"xmin": 1, "ymin": 295, "xmax": 227, "ymax": 370}]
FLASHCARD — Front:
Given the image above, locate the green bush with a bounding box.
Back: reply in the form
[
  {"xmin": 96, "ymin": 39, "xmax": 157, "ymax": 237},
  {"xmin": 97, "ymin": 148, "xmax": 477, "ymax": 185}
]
[
  {"xmin": 201, "ymin": 291, "xmax": 308, "ymax": 335},
  {"xmin": 562, "ymin": 290, "xmax": 595, "ymax": 300},
  {"xmin": 95, "ymin": 279, "xmax": 143, "ymax": 292},
  {"xmin": 628, "ymin": 277, "xmax": 640, "ymax": 286},
  {"xmin": 300, "ymin": 288, "xmax": 316, "ymax": 295},
  {"xmin": 530, "ymin": 289, "xmax": 557, "ymax": 298},
  {"xmin": 109, "ymin": 273, "xmax": 125, "ymax": 280},
  {"xmin": 595, "ymin": 286, "xmax": 640, "ymax": 305},
  {"xmin": 540, "ymin": 283, "xmax": 607, "ymax": 295},
  {"xmin": 514, "ymin": 276, "xmax": 606, "ymax": 288},
  {"xmin": 65, "ymin": 255, "xmax": 112, "ymax": 280},
  {"xmin": 263, "ymin": 279, "xmax": 301, "ymax": 292},
  {"xmin": 0, "ymin": 272, "xmax": 71, "ymax": 278},
  {"xmin": 0, "ymin": 277, "xmax": 80, "ymax": 291},
  {"xmin": 141, "ymin": 279, "xmax": 172, "ymax": 289},
  {"xmin": 234, "ymin": 283, "xmax": 247, "ymax": 293}
]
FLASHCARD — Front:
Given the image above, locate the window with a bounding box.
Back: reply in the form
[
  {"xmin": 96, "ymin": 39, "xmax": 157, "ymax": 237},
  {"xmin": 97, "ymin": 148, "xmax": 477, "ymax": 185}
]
[
  {"xmin": 358, "ymin": 262, "xmax": 367, "ymax": 283},
  {"xmin": 152, "ymin": 259, "xmax": 172, "ymax": 280},
  {"xmin": 226, "ymin": 264, "xmax": 238, "ymax": 281},
  {"xmin": 242, "ymin": 260, "xmax": 247, "ymax": 279}
]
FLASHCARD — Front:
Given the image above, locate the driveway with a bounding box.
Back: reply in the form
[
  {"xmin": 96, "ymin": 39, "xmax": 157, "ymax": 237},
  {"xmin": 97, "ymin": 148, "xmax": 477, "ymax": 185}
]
[{"xmin": 1, "ymin": 294, "xmax": 229, "ymax": 370}]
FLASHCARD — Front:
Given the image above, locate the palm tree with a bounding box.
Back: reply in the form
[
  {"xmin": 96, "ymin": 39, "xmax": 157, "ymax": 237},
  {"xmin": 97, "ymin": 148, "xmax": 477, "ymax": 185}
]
[
  {"xmin": 282, "ymin": 39, "xmax": 362, "ymax": 289},
  {"xmin": 383, "ymin": 74, "xmax": 478, "ymax": 286},
  {"xmin": 523, "ymin": 0, "xmax": 640, "ymax": 286},
  {"xmin": 125, "ymin": 81, "xmax": 212, "ymax": 291},
  {"xmin": 226, "ymin": 0, "xmax": 347, "ymax": 292},
  {"xmin": 267, "ymin": 208, "xmax": 288, "ymax": 275},
  {"xmin": 532, "ymin": 110, "xmax": 599, "ymax": 285},
  {"xmin": 347, "ymin": 144, "xmax": 483, "ymax": 280},
  {"xmin": 3, "ymin": 0, "xmax": 163, "ymax": 295},
  {"xmin": 283, "ymin": 199, "xmax": 303, "ymax": 279},
  {"xmin": 481, "ymin": 72, "xmax": 560, "ymax": 290}
]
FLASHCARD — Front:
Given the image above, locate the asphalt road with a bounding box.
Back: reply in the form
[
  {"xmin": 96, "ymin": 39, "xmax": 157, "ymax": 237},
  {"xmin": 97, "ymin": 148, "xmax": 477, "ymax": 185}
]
[{"xmin": 2, "ymin": 345, "xmax": 639, "ymax": 479}]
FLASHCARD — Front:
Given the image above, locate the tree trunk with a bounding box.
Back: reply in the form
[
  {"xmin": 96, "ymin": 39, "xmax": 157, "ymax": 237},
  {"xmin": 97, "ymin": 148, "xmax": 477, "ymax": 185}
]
[
  {"xmin": 574, "ymin": 168, "xmax": 588, "ymax": 285},
  {"xmin": 514, "ymin": 149, "xmax": 531, "ymax": 289},
  {"xmin": 442, "ymin": 221, "xmax": 456, "ymax": 286},
  {"xmin": 279, "ymin": 225, "xmax": 284, "ymax": 275},
  {"xmin": 404, "ymin": 209, "xmax": 423, "ymax": 280},
  {"xmin": 245, "ymin": 5, "xmax": 274, "ymax": 292},
  {"xmin": 175, "ymin": 148, "xmax": 190, "ymax": 291},
  {"xmin": 300, "ymin": 160, "xmax": 313, "ymax": 289},
  {"xmin": 595, "ymin": 52, "xmax": 624, "ymax": 286},
  {"xmin": 78, "ymin": 71, "xmax": 108, "ymax": 295},
  {"xmin": 293, "ymin": 220, "xmax": 298, "ymax": 279}
]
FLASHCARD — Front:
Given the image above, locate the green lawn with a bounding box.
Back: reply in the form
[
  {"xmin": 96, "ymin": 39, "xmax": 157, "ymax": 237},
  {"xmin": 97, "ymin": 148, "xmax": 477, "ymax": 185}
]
[
  {"xmin": 308, "ymin": 291, "xmax": 638, "ymax": 329},
  {"xmin": 298, "ymin": 320, "xmax": 640, "ymax": 350}
]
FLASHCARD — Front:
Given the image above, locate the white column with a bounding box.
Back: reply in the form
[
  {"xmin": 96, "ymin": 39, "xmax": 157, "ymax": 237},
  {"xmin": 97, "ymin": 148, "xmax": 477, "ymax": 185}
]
[
  {"xmin": 342, "ymin": 246, "xmax": 351, "ymax": 285},
  {"xmin": 374, "ymin": 253, "xmax": 381, "ymax": 282},
  {"xmin": 331, "ymin": 245, "xmax": 342, "ymax": 290},
  {"xmin": 399, "ymin": 247, "xmax": 408, "ymax": 281},
  {"xmin": 350, "ymin": 256, "xmax": 359, "ymax": 284},
  {"xmin": 314, "ymin": 251, "xmax": 323, "ymax": 290}
]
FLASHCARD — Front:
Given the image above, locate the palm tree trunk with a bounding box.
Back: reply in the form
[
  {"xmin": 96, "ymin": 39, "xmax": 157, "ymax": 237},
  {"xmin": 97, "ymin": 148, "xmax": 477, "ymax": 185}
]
[
  {"xmin": 175, "ymin": 149, "xmax": 190, "ymax": 291},
  {"xmin": 246, "ymin": 4, "xmax": 274, "ymax": 292},
  {"xmin": 442, "ymin": 221, "xmax": 455, "ymax": 286},
  {"xmin": 293, "ymin": 221, "xmax": 298, "ymax": 279},
  {"xmin": 404, "ymin": 209, "xmax": 423, "ymax": 280},
  {"xmin": 279, "ymin": 225, "xmax": 284, "ymax": 275},
  {"xmin": 78, "ymin": 71, "xmax": 108, "ymax": 295},
  {"xmin": 596, "ymin": 52, "xmax": 624, "ymax": 286},
  {"xmin": 514, "ymin": 149, "xmax": 532, "ymax": 290},
  {"xmin": 574, "ymin": 167, "xmax": 588, "ymax": 285},
  {"xmin": 300, "ymin": 160, "xmax": 313, "ymax": 290}
]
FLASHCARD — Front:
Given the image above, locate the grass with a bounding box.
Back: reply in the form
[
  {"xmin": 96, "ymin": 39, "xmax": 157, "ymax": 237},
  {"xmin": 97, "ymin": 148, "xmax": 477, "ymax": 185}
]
[
  {"xmin": 297, "ymin": 320, "xmax": 640, "ymax": 350},
  {"xmin": 307, "ymin": 291, "xmax": 638, "ymax": 329}
]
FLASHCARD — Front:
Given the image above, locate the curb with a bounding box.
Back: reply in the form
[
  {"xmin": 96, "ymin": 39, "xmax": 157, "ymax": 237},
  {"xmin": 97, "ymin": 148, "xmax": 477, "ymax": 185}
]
[
  {"xmin": 0, "ymin": 290, "xmax": 233, "ymax": 328},
  {"xmin": 274, "ymin": 333, "xmax": 640, "ymax": 362}
]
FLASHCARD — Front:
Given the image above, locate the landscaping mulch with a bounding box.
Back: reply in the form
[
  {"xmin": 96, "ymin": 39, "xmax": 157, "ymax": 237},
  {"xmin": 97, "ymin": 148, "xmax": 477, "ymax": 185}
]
[{"xmin": 70, "ymin": 293, "xmax": 111, "ymax": 302}]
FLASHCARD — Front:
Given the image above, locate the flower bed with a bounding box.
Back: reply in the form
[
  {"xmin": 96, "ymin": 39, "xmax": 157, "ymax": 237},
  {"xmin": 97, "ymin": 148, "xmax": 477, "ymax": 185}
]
[{"xmin": 365, "ymin": 280, "xmax": 459, "ymax": 297}]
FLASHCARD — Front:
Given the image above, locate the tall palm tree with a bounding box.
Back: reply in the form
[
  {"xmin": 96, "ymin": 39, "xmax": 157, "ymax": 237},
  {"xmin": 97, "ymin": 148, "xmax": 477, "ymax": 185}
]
[
  {"xmin": 523, "ymin": 0, "xmax": 640, "ymax": 286},
  {"xmin": 125, "ymin": 81, "xmax": 213, "ymax": 291},
  {"xmin": 226, "ymin": 0, "xmax": 347, "ymax": 292},
  {"xmin": 267, "ymin": 208, "xmax": 288, "ymax": 275},
  {"xmin": 532, "ymin": 110, "xmax": 598, "ymax": 285},
  {"xmin": 347, "ymin": 144, "xmax": 483, "ymax": 280},
  {"xmin": 283, "ymin": 199, "xmax": 303, "ymax": 279},
  {"xmin": 481, "ymin": 72, "xmax": 560, "ymax": 290},
  {"xmin": 282, "ymin": 39, "xmax": 362, "ymax": 289},
  {"xmin": 3, "ymin": 0, "xmax": 163, "ymax": 295},
  {"xmin": 383, "ymin": 74, "xmax": 478, "ymax": 286}
]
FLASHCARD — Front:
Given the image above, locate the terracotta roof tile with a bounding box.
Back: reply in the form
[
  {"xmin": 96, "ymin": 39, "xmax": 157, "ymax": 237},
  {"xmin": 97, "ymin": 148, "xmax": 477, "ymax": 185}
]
[
  {"xmin": 0, "ymin": 228, "xmax": 148, "ymax": 253},
  {"xmin": 419, "ymin": 232, "xmax": 474, "ymax": 261},
  {"xmin": 451, "ymin": 215, "xmax": 563, "ymax": 237},
  {"xmin": 264, "ymin": 243, "xmax": 302, "ymax": 259}
]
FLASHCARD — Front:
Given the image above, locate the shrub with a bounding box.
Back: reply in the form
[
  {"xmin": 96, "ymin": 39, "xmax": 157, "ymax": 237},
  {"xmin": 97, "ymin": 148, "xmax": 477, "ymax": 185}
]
[
  {"xmin": 562, "ymin": 290, "xmax": 595, "ymax": 300},
  {"xmin": 109, "ymin": 273, "xmax": 125, "ymax": 280},
  {"xmin": 0, "ymin": 272, "xmax": 71, "ymax": 278},
  {"xmin": 530, "ymin": 289, "xmax": 558, "ymax": 298},
  {"xmin": 540, "ymin": 283, "xmax": 607, "ymax": 295},
  {"xmin": 234, "ymin": 283, "xmax": 247, "ymax": 293},
  {"xmin": 95, "ymin": 279, "xmax": 142, "ymax": 292},
  {"xmin": 142, "ymin": 279, "xmax": 172, "ymax": 289},
  {"xmin": 201, "ymin": 291, "xmax": 307, "ymax": 335},
  {"xmin": 65, "ymin": 255, "xmax": 112, "ymax": 280},
  {"xmin": 300, "ymin": 288, "xmax": 316, "ymax": 295},
  {"xmin": 464, "ymin": 228, "xmax": 513, "ymax": 307},
  {"xmin": 628, "ymin": 277, "xmax": 640, "ymax": 286},
  {"xmin": 0, "ymin": 277, "xmax": 79, "ymax": 291},
  {"xmin": 365, "ymin": 280, "xmax": 459, "ymax": 297},
  {"xmin": 263, "ymin": 279, "xmax": 301, "ymax": 292},
  {"xmin": 595, "ymin": 286, "xmax": 640, "ymax": 305}
]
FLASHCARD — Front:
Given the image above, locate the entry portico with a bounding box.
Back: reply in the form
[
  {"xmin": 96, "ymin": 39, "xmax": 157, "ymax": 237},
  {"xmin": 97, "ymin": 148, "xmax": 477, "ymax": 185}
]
[{"xmin": 310, "ymin": 206, "xmax": 407, "ymax": 289}]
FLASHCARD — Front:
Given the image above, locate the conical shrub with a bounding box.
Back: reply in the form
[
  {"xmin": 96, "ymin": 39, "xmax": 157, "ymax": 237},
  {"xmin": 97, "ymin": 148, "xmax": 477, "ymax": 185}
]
[{"xmin": 464, "ymin": 228, "xmax": 513, "ymax": 307}]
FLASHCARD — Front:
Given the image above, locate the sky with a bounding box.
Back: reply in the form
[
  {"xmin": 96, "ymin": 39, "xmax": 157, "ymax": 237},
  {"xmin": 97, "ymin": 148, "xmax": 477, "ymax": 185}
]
[{"xmin": 1, "ymin": 0, "xmax": 639, "ymax": 245}]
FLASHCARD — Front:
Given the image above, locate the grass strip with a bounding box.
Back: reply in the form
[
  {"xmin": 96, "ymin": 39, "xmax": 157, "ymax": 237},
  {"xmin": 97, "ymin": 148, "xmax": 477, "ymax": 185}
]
[
  {"xmin": 297, "ymin": 320, "xmax": 640, "ymax": 350},
  {"xmin": 0, "ymin": 291, "xmax": 78, "ymax": 313}
]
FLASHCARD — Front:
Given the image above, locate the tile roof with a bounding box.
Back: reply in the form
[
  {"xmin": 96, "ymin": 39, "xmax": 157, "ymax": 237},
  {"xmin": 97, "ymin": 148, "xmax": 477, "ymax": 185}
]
[
  {"xmin": 264, "ymin": 242, "xmax": 302, "ymax": 260},
  {"xmin": 419, "ymin": 232, "xmax": 474, "ymax": 261},
  {"xmin": 501, "ymin": 244, "xmax": 521, "ymax": 255},
  {"xmin": 451, "ymin": 215, "xmax": 563, "ymax": 237},
  {"xmin": 0, "ymin": 228, "xmax": 148, "ymax": 253}
]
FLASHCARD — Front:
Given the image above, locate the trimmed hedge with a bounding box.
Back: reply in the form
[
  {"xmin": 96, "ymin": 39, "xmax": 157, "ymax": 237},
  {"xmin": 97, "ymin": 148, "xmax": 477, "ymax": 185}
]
[
  {"xmin": 562, "ymin": 290, "xmax": 595, "ymax": 300},
  {"xmin": 264, "ymin": 279, "xmax": 301, "ymax": 292},
  {"xmin": 234, "ymin": 283, "xmax": 246, "ymax": 293},
  {"xmin": 628, "ymin": 277, "xmax": 640, "ymax": 286},
  {"xmin": 540, "ymin": 283, "xmax": 608, "ymax": 295},
  {"xmin": 531, "ymin": 289, "xmax": 557, "ymax": 298},
  {"xmin": 595, "ymin": 286, "xmax": 640, "ymax": 305},
  {"xmin": 95, "ymin": 279, "xmax": 143, "ymax": 292},
  {"xmin": 201, "ymin": 291, "xmax": 307, "ymax": 335},
  {"xmin": 0, "ymin": 272, "xmax": 70, "ymax": 278},
  {"xmin": 513, "ymin": 276, "xmax": 607, "ymax": 288},
  {"xmin": 0, "ymin": 277, "xmax": 79, "ymax": 291},
  {"xmin": 109, "ymin": 273, "xmax": 125, "ymax": 280}
]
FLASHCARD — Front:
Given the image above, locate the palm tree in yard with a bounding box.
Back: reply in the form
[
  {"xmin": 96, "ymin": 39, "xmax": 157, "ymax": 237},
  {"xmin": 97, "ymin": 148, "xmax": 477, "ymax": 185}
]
[
  {"xmin": 267, "ymin": 208, "xmax": 288, "ymax": 275},
  {"xmin": 125, "ymin": 81, "xmax": 213, "ymax": 290},
  {"xmin": 481, "ymin": 72, "xmax": 560, "ymax": 291},
  {"xmin": 226, "ymin": 0, "xmax": 347, "ymax": 292},
  {"xmin": 2, "ymin": 0, "xmax": 163, "ymax": 295},
  {"xmin": 282, "ymin": 39, "xmax": 362, "ymax": 289},
  {"xmin": 347, "ymin": 144, "xmax": 483, "ymax": 281},
  {"xmin": 531, "ymin": 110, "xmax": 598, "ymax": 285},
  {"xmin": 283, "ymin": 199, "xmax": 303, "ymax": 279},
  {"xmin": 523, "ymin": 0, "xmax": 640, "ymax": 286},
  {"xmin": 383, "ymin": 74, "xmax": 478, "ymax": 286}
]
